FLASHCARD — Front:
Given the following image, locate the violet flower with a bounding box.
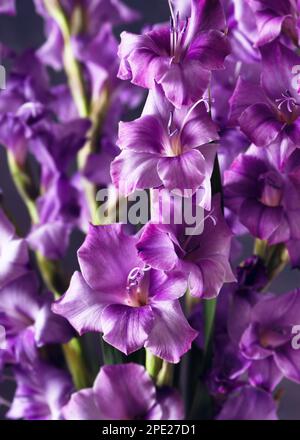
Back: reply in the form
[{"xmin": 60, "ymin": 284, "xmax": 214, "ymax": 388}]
[
  {"xmin": 30, "ymin": 118, "xmax": 90, "ymax": 188},
  {"xmin": 111, "ymin": 84, "xmax": 219, "ymax": 201},
  {"xmin": 62, "ymin": 363, "xmax": 184, "ymax": 420},
  {"xmin": 247, "ymin": 0, "xmax": 300, "ymax": 47},
  {"xmin": 237, "ymin": 289, "xmax": 300, "ymax": 384},
  {"xmin": 27, "ymin": 175, "xmax": 81, "ymax": 259},
  {"xmin": 0, "ymin": 272, "xmax": 74, "ymax": 364},
  {"xmin": 217, "ymin": 385, "xmax": 278, "ymax": 420},
  {"xmin": 230, "ymin": 41, "xmax": 300, "ymax": 148},
  {"xmin": 7, "ymin": 361, "xmax": 73, "ymax": 420},
  {"xmin": 0, "ymin": 0, "xmax": 16, "ymax": 15},
  {"xmin": 0, "ymin": 209, "xmax": 28, "ymax": 289},
  {"xmin": 53, "ymin": 223, "xmax": 197, "ymax": 363},
  {"xmin": 118, "ymin": 0, "xmax": 230, "ymax": 108},
  {"xmin": 137, "ymin": 195, "xmax": 235, "ymax": 298},
  {"xmin": 33, "ymin": 0, "xmax": 139, "ymax": 70},
  {"xmin": 224, "ymin": 143, "xmax": 300, "ymax": 267}
]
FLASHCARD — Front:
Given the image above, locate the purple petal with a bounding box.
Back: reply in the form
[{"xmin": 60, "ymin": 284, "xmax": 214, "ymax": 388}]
[
  {"xmin": 111, "ymin": 150, "xmax": 161, "ymax": 196},
  {"xmin": 118, "ymin": 116, "xmax": 165, "ymax": 154},
  {"xmin": 0, "ymin": 0, "xmax": 15, "ymax": 15},
  {"xmin": 239, "ymin": 103, "xmax": 283, "ymax": 147},
  {"xmin": 93, "ymin": 364, "xmax": 157, "ymax": 420},
  {"xmin": 217, "ymin": 386, "xmax": 278, "ymax": 420},
  {"xmin": 78, "ymin": 224, "xmax": 141, "ymax": 293},
  {"xmin": 101, "ymin": 304, "xmax": 154, "ymax": 355},
  {"xmin": 157, "ymin": 149, "xmax": 207, "ymax": 196},
  {"xmin": 248, "ymin": 358, "xmax": 283, "ymax": 391},
  {"xmin": 137, "ymin": 223, "xmax": 180, "ymax": 272},
  {"xmin": 145, "ymin": 301, "xmax": 198, "ymax": 363},
  {"xmin": 52, "ymin": 272, "xmax": 119, "ymax": 335}
]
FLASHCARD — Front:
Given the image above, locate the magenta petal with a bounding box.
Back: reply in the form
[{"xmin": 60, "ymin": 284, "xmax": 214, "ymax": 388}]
[
  {"xmin": 52, "ymin": 272, "xmax": 119, "ymax": 335},
  {"xmin": 159, "ymin": 61, "xmax": 211, "ymax": 108},
  {"xmin": 274, "ymin": 346, "xmax": 300, "ymax": 383},
  {"xmin": 248, "ymin": 358, "xmax": 283, "ymax": 392},
  {"xmin": 256, "ymin": 15, "xmax": 292, "ymax": 46},
  {"xmin": 145, "ymin": 301, "xmax": 198, "ymax": 363},
  {"xmin": 187, "ymin": 30, "xmax": 231, "ymax": 70},
  {"xmin": 78, "ymin": 224, "xmax": 141, "ymax": 293},
  {"xmin": 101, "ymin": 304, "xmax": 154, "ymax": 355},
  {"xmin": 239, "ymin": 103, "xmax": 283, "ymax": 147},
  {"xmin": 157, "ymin": 149, "xmax": 206, "ymax": 196},
  {"xmin": 261, "ymin": 42, "xmax": 300, "ymax": 103},
  {"xmin": 111, "ymin": 149, "xmax": 161, "ymax": 196},
  {"xmin": 229, "ymin": 77, "xmax": 268, "ymax": 124},
  {"xmin": 180, "ymin": 105, "xmax": 219, "ymax": 148},
  {"xmin": 118, "ymin": 116, "xmax": 166, "ymax": 153}
]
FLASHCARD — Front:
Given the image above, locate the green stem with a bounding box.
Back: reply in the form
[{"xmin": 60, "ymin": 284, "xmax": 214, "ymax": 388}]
[
  {"xmin": 157, "ymin": 361, "xmax": 174, "ymax": 387},
  {"xmin": 7, "ymin": 152, "xmax": 39, "ymax": 224},
  {"xmin": 7, "ymin": 152, "xmax": 90, "ymax": 390},
  {"xmin": 62, "ymin": 338, "xmax": 91, "ymax": 389},
  {"xmin": 43, "ymin": 0, "xmax": 89, "ymax": 118},
  {"xmin": 145, "ymin": 350, "xmax": 163, "ymax": 380}
]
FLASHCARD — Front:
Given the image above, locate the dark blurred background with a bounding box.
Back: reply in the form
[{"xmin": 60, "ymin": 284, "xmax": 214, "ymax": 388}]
[{"xmin": 0, "ymin": 0, "xmax": 299, "ymax": 420}]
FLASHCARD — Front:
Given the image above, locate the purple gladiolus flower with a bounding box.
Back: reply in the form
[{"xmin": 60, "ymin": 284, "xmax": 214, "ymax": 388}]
[
  {"xmin": 217, "ymin": 385, "xmax": 278, "ymax": 420},
  {"xmin": 137, "ymin": 196, "xmax": 235, "ymax": 298},
  {"xmin": 247, "ymin": 0, "xmax": 300, "ymax": 47},
  {"xmin": 224, "ymin": 143, "xmax": 300, "ymax": 266},
  {"xmin": 62, "ymin": 363, "xmax": 184, "ymax": 420},
  {"xmin": 237, "ymin": 289, "xmax": 300, "ymax": 384},
  {"xmin": 0, "ymin": 209, "xmax": 28, "ymax": 289},
  {"xmin": 0, "ymin": 0, "xmax": 16, "ymax": 15},
  {"xmin": 30, "ymin": 118, "xmax": 90, "ymax": 188},
  {"xmin": 27, "ymin": 175, "xmax": 81, "ymax": 259},
  {"xmin": 0, "ymin": 273, "xmax": 74, "ymax": 363},
  {"xmin": 53, "ymin": 223, "xmax": 197, "ymax": 363},
  {"xmin": 7, "ymin": 361, "xmax": 73, "ymax": 420},
  {"xmin": 118, "ymin": 0, "xmax": 230, "ymax": 108},
  {"xmin": 34, "ymin": 0, "xmax": 139, "ymax": 69},
  {"xmin": 111, "ymin": 85, "xmax": 219, "ymax": 201},
  {"xmin": 230, "ymin": 41, "xmax": 300, "ymax": 148}
]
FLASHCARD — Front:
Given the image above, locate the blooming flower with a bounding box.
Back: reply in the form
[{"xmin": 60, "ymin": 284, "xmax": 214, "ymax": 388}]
[
  {"xmin": 33, "ymin": 0, "xmax": 139, "ymax": 69},
  {"xmin": 230, "ymin": 41, "xmax": 300, "ymax": 148},
  {"xmin": 236, "ymin": 289, "xmax": 300, "ymax": 384},
  {"xmin": 7, "ymin": 360, "xmax": 73, "ymax": 420},
  {"xmin": 118, "ymin": 0, "xmax": 230, "ymax": 108},
  {"xmin": 0, "ymin": 209, "xmax": 28, "ymax": 289},
  {"xmin": 62, "ymin": 363, "xmax": 184, "ymax": 420},
  {"xmin": 224, "ymin": 143, "xmax": 300, "ymax": 266},
  {"xmin": 0, "ymin": 0, "xmax": 15, "ymax": 15},
  {"xmin": 53, "ymin": 223, "xmax": 197, "ymax": 363},
  {"xmin": 137, "ymin": 195, "xmax": 235, "ymax": 298},
  {"xmin": 0, "ymin": 272, "xmax": 74, "ymax": 364},
  {"xmin": 247, "ymin": 0, "xmax": 300, "ymax": 47},
  {"xmin": 217, "ymin": 385, "xmax": 278, "ymax": 420},
  {"xmin": 111, "ymin": 84, "xmax": 218, "ymax": 202}
]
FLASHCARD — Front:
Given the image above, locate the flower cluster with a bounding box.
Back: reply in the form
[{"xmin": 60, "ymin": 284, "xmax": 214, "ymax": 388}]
[{"xmin": 0, "ymin": 0, "xmax": 300, "ymax": 421}]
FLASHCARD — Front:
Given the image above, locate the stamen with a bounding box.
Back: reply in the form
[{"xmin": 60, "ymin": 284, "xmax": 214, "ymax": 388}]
[
  {"xmin": 126, "ymin": 265, "xmax": 151, "ymax": 292},
  {"xmin": 180, "ymin": 96, "xmax": 215, "ymax": 136},
  {"xmin": 168, "ymin": 111, "xmax": 178, "ymax": 137},
  {"xmin": 276, "ymin": 89, "xmax": 299, "ymax": 113},
  {"xmin": 168, "ymin": 0, "xmax": 176, "ymax": 24},
  {"xmin": 181, "ymin": 17, "xmax": 188, "ymax": 34}
]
